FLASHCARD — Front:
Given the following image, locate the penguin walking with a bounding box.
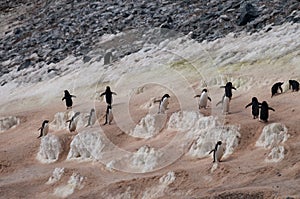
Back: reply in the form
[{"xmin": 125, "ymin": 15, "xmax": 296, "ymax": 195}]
[
  {"xmin": 194, "ymin": 89, "xmax": 212, "ymax": 109},
  {"xmin": 259, "ymin": 101, "xmax": 275, "ymax": 122},
  {"xmin": 216, "ymin": 82, "xmax": 236, "ymax": 106},
  {"xmin": 245, "ymin": 97, "xmax": 261, "ymax": 119},
  {"xmin": 158, "ymin": 94, "xmax": 170, "ymax": 114},
  {"xmin": 271, "ymin": 82, "xmax": 284, "ymax": 97},
  {"xmin": 86, "ymin": 108, "xmax": 96, "ymax": 127},
  {"xmin": 62, "ymin": 90, "xmax": 76, "ymax": 109},
  {"xmin": 104, "ymin": 105, "xmax": 113, "ymax": 125},
  {"xmin": 37, "ymin": 120, "xmax": 49, "ymax": 138},
  {"xmin": 100, "ymin": 86, "xmax": 117, "ymax": 106},
  {"xmin": 66, "ymin": 112, "xmax": 80, "ymax": 132},
  {"xmin": 289, "ymin": 80, "xmax": 299, "ymax": 92},
  {"xmin": 209, "ymin": 141, "xmax": 224, "ymax": 163}
]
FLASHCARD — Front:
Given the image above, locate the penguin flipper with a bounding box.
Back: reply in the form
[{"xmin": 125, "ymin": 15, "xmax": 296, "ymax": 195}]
[{"xmin": 209, "ymin": 149, "xmax": 214, "ymax": 154}]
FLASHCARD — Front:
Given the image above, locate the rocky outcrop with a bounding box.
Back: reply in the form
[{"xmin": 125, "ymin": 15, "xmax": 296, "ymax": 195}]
[{"xmin": 0, "ymin": 0, "xmax": 299, "ymax": 85}]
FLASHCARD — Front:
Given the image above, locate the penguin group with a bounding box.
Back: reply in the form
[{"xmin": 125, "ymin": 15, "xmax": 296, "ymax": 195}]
[{"xmin": 37, "ymin": 78, "xmax": 298, "ymax": 164}]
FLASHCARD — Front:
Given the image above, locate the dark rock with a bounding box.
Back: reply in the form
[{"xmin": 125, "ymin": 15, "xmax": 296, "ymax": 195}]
[
  {"xmin": 237, "ymin": 3, "xmax": 259, "ymax": 26},
  {"xmin": 83, "ymin": 55, "xmax": 92, "ymax": 63},
  {"xmin": 104, "ymin": 52, "xmax": 113, "ymax": 65},
  {"xmin": 17, "ymin": 59, "xmax": 31, "ymax": 71}
]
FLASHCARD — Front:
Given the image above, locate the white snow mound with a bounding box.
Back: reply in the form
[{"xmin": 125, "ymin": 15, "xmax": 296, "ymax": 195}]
[
  {"xmin": 130, "ymin": 114, "xmax": 167, "ymax": 138},
  {"xmin": 256, "ymin": 123, "xmax": 289, "ymax": 162},
  {"xmin": 132, "ymin": 145, "xmax": 162, "ymax": 172},
  {"xmin": 0, "ymin": 116, "xmax": 20, "ymax": 132},
  {"xmin": 46, "ymin": 167, "xmax": 65, "ymax": 185},
  {"xmin": 37, "ymin": 134, "xmax": 62, "ymax": 163},
  {"xmin": 168, "ymin": 111, "xmax": 240, "ymax": 159},
  {"xmin": 54, "ymin": 172, "xmax": 85, "ymax": 198},
  {"xmin": 67, "ymin": 130, "xmax": 105, "ymax": 160},
  {"xmin": 50, "ymin": 111, "xmax": 88, "ymax": 131}
]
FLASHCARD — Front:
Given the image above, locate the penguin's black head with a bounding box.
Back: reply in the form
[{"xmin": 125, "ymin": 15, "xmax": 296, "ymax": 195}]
[
  {"xmin": 43, "ymin": 120, "xmax": 49, "ymax": 124},
  {"xmin": 106, "ymin": 86, "xmax": 111, "ymax": 92},
  {"xmin": 226, "ymin": 82, "xmax": 232, "ymax": 87},
  {"xmin": 262, "ymin": 101, "xmax": 268, "ymax": 106},
  {"xmin": 217, "ymin": 141, "xmax": 222, "ymax": 145},
  {"xmin": 64, "ymin": 90, "xmax": 71, "ymax": 95},
  {"xmin": 202, "ymin": 89, "xmax": 208, "ymax": 93},
  {"xmin": 163, "ymin": 94, "xmax": 170, "ymax": 98},
  {"xmin": 91, "ymin": 108, "xmax": 95, "ymax": 112},
  {"xmin": 252, "ymin": 97, "xmax": 258, "ymax": 102},
  {"xmin": 289, "ymin": 80, "xmax": 293, "ymax": 84}
]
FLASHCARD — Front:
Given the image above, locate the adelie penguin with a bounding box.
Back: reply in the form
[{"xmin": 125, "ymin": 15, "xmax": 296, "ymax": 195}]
[
  {"xmin": 259, "ymin": 101, "xmax": 275, "ymax": 123},
  {"xmin": 245, "ymin": 97, "xmax": 261, "ymax": 119},
  {"xmin": 289, "ymin": 80, "xmax": 299, "ymax": 92},
  {"xmin": 86, "ymin": 108, "xmax": 96, "ymax": 127},
  {"xmin": 221, "ymin": 82, "xmax": 236, "ymax": 100},
  {"xmin": 62, "ymin": 90, "xmax": 76, "ymax": 109},
  {"xmin": 194, "ymin": 89, "xmax": 211, "ymax": 109},
  {"xmin": 66, "ymin": 112, "xmax": 80, "ymax": 132},
  {"xmin": 37, "ymin": 120, "xmax": 49, "ymax": 138},
  {"xmin": 216, "ymin": 82, "xmax": 236, "ymax": 107},
  {"xmin": 100, "ymin": 86, "xmax": 117, "ymax": 106},
  {"xmin": 104, "ymin": 105, "xmax": 113, "ymax": 125},
  {"xmin": 209, "ymin": 141, "xmax": 224, "ymax": 163},
  {"xmin": 158, "ymin": 94, "xmax": 170, "ymax": 114},
  {"xmin": 271, "ymin": 82, "xmax": 284, "ymax": 97}
]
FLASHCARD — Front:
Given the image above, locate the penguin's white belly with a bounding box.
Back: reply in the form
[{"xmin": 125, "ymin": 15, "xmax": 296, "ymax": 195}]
[
  {"xmin": 223, "ymin": 96, "xmax": 230, "ymax": 114},
  {"xmin": 199, "ymin": 93, "xmax": 208, "ymax": 108},
  {"xmin": 159, "ymin": 98, "xmax": 169, "ymax": 114},
  {"xmin": 43, "ymin": 124, "xmax": 49, "ymax": 136},
  {"xmin": 216, "ymin": 145, "xmax": 225, "ymax": 162},
  {"xmin": 69, "ymin": 121, "xmax": 77, "ymax": 132}
]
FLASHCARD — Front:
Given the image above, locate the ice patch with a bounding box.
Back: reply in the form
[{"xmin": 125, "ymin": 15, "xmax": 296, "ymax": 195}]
[
  {"xmin": 129, "ymin": 114, "xmax": 167, "ymax": 138},
  {"xmin": 159, "ymin": 171, "xmax": 176, "ymax": 185},
  {"xmin": 37, "ymin": 134, "xmax": 62, "ymax": 163},
  {"xmin": 46, "ymin": 168, "xmax": 65, "ymax": 185},
  {"xmin": 50, "ymin": 111, "xmax": 88, "ymax": 131},
  {"xmin": 67, "ymin": 130, "xmax": 105, "ymax": 160},
  {"xmin": 142, "ymin": 171, "xmax": 176, "ymax": 199},
  {"xmin": 0, "ymin": 116, "xmax": 20, "ymax": 132},
  {"xmin": 54, "ymin": 173, "xmax": 85, "ymax": 198},
  {"xmin": 167, "ymin": 111, "xmax": 240, "ymax": 159},
  {"xmin": 256, "ymin": 123, "xmax": 289, "ymax": 162},
  {"xmin": 132, "ymin": 145, "xmax": 162, "ymax": 172}
]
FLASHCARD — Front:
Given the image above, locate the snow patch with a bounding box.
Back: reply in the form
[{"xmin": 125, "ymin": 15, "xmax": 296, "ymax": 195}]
[
  {"xmin": 50, "ymin": 111, "xmax": 88, "ymax": 131},
  {"xmin": 0, "ymin": 116, "xmax": 20, "ymax": 132},
  {"xmin": 67, "ymin": 130, "xmax": 105, "ymax": 160},
  {"xmin": 142, "ymin": 171, "xmax": 176, "ymax": 199},
  {"xmin": 256, "ymin": 123, "xmax": 289, "ymax": 162},
  {"xmin": 132, "ymin": 145, "xmax": 162, "ymax": 172},
  {"xmin": 37, "ymin": 134, "xmax": 62, "ymax": 163},
  {"xmin": 46, "ymin": 168, "xmax": 65, "ymax": 185},
  {"xmin": 167, "ymin": 111, "xmax": 240, "ymax": 159},
  {"xmin": 54, "ymin": 173, "xmax": 85, "ymax": 198},
  {"xmin": 129, "ymin": 114, "xmax": 167, "ymax": 138}
]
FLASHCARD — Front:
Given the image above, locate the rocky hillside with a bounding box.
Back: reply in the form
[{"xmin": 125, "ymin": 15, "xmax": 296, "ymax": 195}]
[{"xmin": 0, "ymin": 0, "xmax": 299, "ymax": 85}]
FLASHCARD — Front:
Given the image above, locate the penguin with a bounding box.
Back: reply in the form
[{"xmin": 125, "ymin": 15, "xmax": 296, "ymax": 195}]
[
  {"xmin": 158, "ymin": 94, "xmax": 170, "ymax": 114},
  {"xmin": 194, "ymin": 89, "xmax": 212, "ymax": 109},
  {"xmin": 100, "ymin": 86, "xmax": 117, "ymax": 106},
  {"xmin": 62, "ymin": 90, "xmax": 76, "ymax": 109},
  {"xmin": 245, "ymin": 97, "xmax": 261, "ymax": 119},
  {"xmin": 66, "ymin": 112, "xmax": 80, "ymax": 132},
  {"xmin": 222, "ymin": 96, "xmax": 230, "ymax": 115},
  {"xmin": 104, "ymin": 105, "xmax": 113, "ymax": 125},
  {"xmin": 289, "ymin": 80, "xmax": 299, "ymax": 92},
  {"xmin": 220, "ymin": 82, "xmax": 236, "ymax": 100},
  {"xmin": 209, "ymin": 141, "xmax": 224, "ymax": 163},
  {"xmin": 259, "ymin": 101, "xmax": 275, "ymax": 122},
  {"xmin": 86, "ymin": 108, "xmax": 96, "ymax": 127},
  {"xmin": 37, "ymin": 120, "xmax": 49, "ymax": 138},
  {"xmin": 271, "ymin": 82, "xmax": 284, "ymax": 97}
]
